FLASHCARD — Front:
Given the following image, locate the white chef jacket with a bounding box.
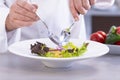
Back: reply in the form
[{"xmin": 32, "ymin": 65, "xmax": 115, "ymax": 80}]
[{"xmin": 0, "ymin": 0, "xmax": 86, "ymax": 53}]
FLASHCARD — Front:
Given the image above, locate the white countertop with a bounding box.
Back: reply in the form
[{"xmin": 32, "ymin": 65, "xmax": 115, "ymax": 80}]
[{"xmin": 0, "ymin": 52, "xmax": 120, "ymax": 80}]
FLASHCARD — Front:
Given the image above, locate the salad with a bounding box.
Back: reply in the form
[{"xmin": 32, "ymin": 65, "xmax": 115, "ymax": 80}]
[{"xmin": 30, "ymin": 42, "xmax": 89, "ymax": 58}]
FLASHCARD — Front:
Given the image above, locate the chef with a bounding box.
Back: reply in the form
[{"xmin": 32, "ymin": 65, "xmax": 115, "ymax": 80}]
[{"xmin": 0, "ymin": 0, "xmax": 95, "ymax": 53}]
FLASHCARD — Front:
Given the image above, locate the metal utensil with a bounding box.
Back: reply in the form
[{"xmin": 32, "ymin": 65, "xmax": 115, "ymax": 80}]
[
  {"xmin": 59, "ymin": 21, "xmax": 75, "ymax": 44},
  {"xmin": 40, "ymin": 19, "xmax": 75, "ymax": 47},
  {"xmin": 40, "ymin": 19, "xmax": 62, "ymax": 47}
]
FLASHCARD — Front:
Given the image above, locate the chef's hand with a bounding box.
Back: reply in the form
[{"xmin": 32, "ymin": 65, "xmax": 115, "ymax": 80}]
[
  {"xmin": 6, "ymin": 0, "xmax": 40, "ymax": 31},
  {"xmin": 69, "ymin": 0, "xmax": 96, "ymax": 21}
]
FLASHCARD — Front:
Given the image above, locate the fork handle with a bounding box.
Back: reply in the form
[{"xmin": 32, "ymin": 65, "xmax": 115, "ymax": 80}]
[{"xmin": 67, "ymin": 21, "xmax": 76, "ymax": 32}]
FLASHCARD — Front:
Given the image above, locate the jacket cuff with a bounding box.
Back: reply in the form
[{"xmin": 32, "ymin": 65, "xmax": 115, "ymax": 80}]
[
  {"xmin": 0, "ymin": 7, "xmax": 9, "ymax": 53},
  {"xmin": 7, "ymin": 28, "xmax": 21, "ymax": 45}
]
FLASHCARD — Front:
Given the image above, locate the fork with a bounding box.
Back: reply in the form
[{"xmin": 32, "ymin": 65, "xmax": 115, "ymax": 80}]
[{"xmin": 59, "ymin": 21, "xmax": 75, "ymax": 43}]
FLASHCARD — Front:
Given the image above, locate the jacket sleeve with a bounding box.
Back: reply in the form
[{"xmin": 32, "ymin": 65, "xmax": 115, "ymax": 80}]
[{"xmin": 0, "ymin": 1, "xmax": 21, "ymax": 53}]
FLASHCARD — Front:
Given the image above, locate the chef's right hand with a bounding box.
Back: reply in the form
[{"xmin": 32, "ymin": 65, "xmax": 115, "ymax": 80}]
[
  {"xmin": 6, "ymin": 0, "xmax": 40, "ymax": 31},
  {"xmin": 69, "ymin": 0, "xmax": 96, "ymax": 21}
]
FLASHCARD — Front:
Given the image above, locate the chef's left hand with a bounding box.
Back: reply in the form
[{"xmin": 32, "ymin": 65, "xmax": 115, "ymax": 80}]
[{"xmin": 69, "ymin": 0, "xmax": 96, "ymax": 21}]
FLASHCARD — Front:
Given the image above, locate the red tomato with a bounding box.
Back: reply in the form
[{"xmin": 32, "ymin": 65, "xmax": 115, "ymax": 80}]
[
  {"xmin": 90, "ymin": 32, "xmax": 105, "ymax": 43},
  {"xmin": 116, "ymin": 26, "xmax": 120, "ymax": 35},
  {"xmin": 114, "ymin": 41, "xmax": 120, "ymax": 45},
  {"xmin": 97, "ymin": 31, "xmax": 107, "ymax": 39}
]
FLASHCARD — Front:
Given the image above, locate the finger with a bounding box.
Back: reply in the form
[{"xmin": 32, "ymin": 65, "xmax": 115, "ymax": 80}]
[
  {"xmin": 74, "ymin": 0, "xmax": 87, "ymax": 15},
  {"xmin": 11, "ymin": 12, "xmax": 35, "ymax": 21},
  {"xmin": 13, "ymin": 19, "xmax": 34, "ymax": 28},
  {"xmin": 82, "ymin": 0, "xmax": 91, "ymax": 10},
  {"xmin": 16, "ymin": 0, "xmax": 37, "ymax": 12},
  {"xmin": 69, "ymin": 0, "xmax": 79, "ymax": 21},
  {"xmin": 89, "ymin": 0, "xmax": 96, "ymax": 5},
  {"xmin": 11, "ymin": 3, "xmax": 39, "ymax": 21},
  {"xmin": 32, "ymin": 4, "xmax": 38, "ymax": 9}
]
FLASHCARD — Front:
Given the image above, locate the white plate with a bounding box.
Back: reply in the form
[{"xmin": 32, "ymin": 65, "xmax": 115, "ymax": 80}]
[
  {"xmin": 107, "ymin": 44, "xmax": 120, "ymax": 54},
  {"xmin": 8, "ymin": 38, "xmax": 109, "ymax": 68}
]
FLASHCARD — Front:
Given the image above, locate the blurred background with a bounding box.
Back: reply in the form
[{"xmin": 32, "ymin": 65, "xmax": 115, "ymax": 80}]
[{"xmin": 85, "ymin": 0, "xmax": 120, "ymax": 39}]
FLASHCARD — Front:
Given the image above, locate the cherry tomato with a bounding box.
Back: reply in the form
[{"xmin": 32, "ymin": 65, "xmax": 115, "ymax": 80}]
[
  {"xmin": 114, "ymin": 41, "xmax": 120, "ymax": 45},
  {"xmin": 97, "ymin": 31, "xmax": 107, "ymax": 39},
  {"xmin": 116, "ymin": 26, "xmax": 120, "ymax": 35},
  {"xmin": 90, "ymin": 32, "xmax": 105, "ymax": 43}
]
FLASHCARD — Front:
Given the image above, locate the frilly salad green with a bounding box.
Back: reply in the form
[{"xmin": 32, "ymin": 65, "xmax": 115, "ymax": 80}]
[{"xmin": 31, "ymin": 42, "xmax": 89, "ymax": 58}]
